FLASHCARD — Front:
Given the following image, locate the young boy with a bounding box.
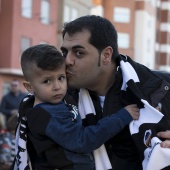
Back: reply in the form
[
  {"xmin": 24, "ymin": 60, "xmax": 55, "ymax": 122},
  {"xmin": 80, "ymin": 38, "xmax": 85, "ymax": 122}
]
[{"xmin": 14, "ymin": 44, "xmax": 139, "ymax": 170}]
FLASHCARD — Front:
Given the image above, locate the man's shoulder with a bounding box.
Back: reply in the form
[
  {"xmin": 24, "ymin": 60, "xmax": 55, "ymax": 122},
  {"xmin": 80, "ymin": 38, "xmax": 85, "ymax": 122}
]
[
  {"xmin": 152, "ymin": 70, "xmax": 170, "ymax": 82},
  {"xmin": 65, "ymin": 88, "xmax": 79, "ymax": 106}
]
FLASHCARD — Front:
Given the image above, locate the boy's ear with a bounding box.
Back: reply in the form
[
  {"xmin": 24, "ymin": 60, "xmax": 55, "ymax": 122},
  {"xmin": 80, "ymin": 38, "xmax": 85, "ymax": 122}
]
[{"xmin": 23, "ymin": 81, "xmax": 33, "ymax": 93}]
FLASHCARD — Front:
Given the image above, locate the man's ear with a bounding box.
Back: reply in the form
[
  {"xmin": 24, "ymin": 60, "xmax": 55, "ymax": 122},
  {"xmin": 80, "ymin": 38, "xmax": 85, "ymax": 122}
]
[
  {"xmin": 23, "ymin": 81, "xmax": 34, "ymax": 93},
  {"xmin": 101, "ymin": 46, "xmax": 113, "ymax": 64}
]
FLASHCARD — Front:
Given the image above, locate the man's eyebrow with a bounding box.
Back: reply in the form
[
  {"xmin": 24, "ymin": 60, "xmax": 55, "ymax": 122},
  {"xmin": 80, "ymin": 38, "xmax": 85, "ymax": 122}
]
[
  {"xmin": 72, "ymin": 45, "xmax": 85, "ymax": 50},
  {"xmin": 60, "ymin": 45, "xmax": 85, "ymax": 51}
]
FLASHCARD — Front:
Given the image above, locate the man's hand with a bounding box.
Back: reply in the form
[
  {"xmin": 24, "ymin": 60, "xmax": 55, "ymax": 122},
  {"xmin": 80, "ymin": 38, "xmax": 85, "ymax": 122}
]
[{"xmin": 157, "ymin": 131, "xmax": 170, "ymax": 148}]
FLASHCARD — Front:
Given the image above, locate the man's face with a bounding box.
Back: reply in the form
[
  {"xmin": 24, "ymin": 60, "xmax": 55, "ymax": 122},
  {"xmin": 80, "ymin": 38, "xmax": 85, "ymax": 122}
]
[{"xmin": 61, "ymin": 30, "xmax": 103, "ymax": 91}]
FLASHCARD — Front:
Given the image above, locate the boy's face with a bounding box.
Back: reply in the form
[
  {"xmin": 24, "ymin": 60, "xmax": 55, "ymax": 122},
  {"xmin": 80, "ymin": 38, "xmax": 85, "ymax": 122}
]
[{"xmin": 27, "ymin": 63, "xmax": 67, "ymax": 105}]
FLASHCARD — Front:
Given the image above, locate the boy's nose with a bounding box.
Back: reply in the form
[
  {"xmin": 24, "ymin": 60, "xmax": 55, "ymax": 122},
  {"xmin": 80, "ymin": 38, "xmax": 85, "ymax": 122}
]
[{"xmin": 53, "ymin": 82, "xmax": 61, "ymax": 90}]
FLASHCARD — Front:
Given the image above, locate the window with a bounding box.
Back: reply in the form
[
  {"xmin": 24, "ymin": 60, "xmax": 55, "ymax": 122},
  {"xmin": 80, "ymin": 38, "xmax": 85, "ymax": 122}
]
[
  {"xmin": 40, "ymin": 41, "xmax": 48, "ymax": 44},
  {"xmin": 70, "ymin": 8, "xmax": 78, "ymax": 21},
  {"xmin": 114, "ymin": 7, "xmax": 130, "ymax": 23},
  {"xmin": 117, "ymin": 33, "xmax": 129, "ymax": 49},
  {"xmin": 146, "ymin": 39, "xmax": 151, "ymax": 52},
  {"xmin": 40, "ymin": 0, "xmax": 50, "ymax": 25},
  {"xmin": 63, "ymin": 5, "xmax": 78, "ymax": 23},
  {"xmin": 21, "ymin": 37, "xmax": 31, "ymax": 53},
  {"xmin": 21, "ymin": 0, "xmax": 32, "ymax": 18},
  {"xmin": 64, "ymin": 5, "xmax": 70, "ymax": 23}
]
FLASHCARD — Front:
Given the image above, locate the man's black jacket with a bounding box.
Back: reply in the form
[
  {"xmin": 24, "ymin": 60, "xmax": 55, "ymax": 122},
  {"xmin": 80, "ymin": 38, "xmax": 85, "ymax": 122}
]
[{"xmin": 65, "ymin": 56, "xmax": 170, "ymax": 170}]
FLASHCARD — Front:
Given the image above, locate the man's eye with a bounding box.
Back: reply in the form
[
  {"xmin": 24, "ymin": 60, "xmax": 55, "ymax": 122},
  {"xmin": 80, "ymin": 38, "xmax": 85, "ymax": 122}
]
[{"xmin": 75, "ymin": 51, "xmax": 84, "ymax": 56}]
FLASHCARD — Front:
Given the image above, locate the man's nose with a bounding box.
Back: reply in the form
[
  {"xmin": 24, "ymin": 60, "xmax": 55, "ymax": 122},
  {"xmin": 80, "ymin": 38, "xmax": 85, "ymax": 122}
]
[{"xmin": 65, "ymin": 52, "xmax": 75, "ymax": 66}]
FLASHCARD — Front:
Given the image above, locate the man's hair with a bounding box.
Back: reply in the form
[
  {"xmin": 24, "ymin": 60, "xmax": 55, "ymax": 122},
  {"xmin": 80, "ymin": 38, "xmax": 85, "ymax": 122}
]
[
  {"xmin": 21, "ymin": 44, "xmax": 65, "ymax": 80},
  {"xmin": 62, "ymin": 15, "xmax": 119, "ymax": 61}
]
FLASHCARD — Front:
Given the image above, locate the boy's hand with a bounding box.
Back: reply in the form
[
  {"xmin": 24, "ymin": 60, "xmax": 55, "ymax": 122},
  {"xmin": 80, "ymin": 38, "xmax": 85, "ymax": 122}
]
[{"xmin": 124, "ymin": 104, "xmax": 140, "ymax": 120}]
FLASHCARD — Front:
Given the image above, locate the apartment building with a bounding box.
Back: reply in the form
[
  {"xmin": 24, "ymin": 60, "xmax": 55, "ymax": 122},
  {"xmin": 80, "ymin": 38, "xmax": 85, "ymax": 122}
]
[
  {"xmin": 0, "ymin": 0, "xmax": 58, "ymax": 97},
  {"xmin": 0, "ymin": 0, "xmax": 94, "ymax": 98},
  {"xmin": 93, "ymin": 0, "xmax": 170, "ymax": 71},
  {"xmin": 156, "ymin": 0, "xmax": 170, "ymax": 71},
  {"xmin": 57, "ymin": 0, "xmax": 93, "ymax": 48},
  {"xmin": 1, "ymin": 0, "xmax": 169, "ymax": 98}
]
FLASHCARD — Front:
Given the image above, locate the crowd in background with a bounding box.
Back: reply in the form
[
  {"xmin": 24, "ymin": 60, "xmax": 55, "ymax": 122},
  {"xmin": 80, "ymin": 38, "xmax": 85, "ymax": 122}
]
[{"xmin": 0, "ymin": 79, "xmax": 27, "ymax": 169}]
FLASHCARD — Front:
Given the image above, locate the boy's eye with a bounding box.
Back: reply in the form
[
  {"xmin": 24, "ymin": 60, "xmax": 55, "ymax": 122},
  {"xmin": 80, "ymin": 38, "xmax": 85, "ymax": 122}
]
[
  {"xmin": 62, "ymin": 51, "xmax": 68, "ymax": 58},
  {"xmin": 59, "ymin": 76, "xmax": 66, "ymax": 81},
  {"xmin": 44, "ymin": 80, "xmax": 51, "ymax": 84}
]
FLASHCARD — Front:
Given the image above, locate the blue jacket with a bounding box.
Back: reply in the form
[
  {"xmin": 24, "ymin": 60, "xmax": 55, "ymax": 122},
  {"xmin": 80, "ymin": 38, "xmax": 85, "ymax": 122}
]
[{"xmin": 18, "ymin": 95, "xmax": 133, "ymax": 170}]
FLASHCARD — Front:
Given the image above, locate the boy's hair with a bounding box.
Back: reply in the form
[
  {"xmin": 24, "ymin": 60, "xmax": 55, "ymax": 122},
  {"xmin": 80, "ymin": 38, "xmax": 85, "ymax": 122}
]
[
  {"xmin": 21, "ymin": 44, "xmax": 65, "ymax": 81},
  {"xmin": 62, "ymin": 15, "xmax": 119, "ymax": 62}
]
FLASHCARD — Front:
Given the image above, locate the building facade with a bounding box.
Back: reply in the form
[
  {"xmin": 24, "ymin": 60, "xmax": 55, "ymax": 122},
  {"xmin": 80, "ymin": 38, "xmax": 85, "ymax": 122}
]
[
  {"xmin": 0, "ymin": 0, "xmax": 58, "ymax": 98},
  {"xmin": 57, "ymin": 0, "xmax": 93, "ymax": 49},
  {"xmin": 93, "ymin": 0, "xmax": 170, "ymax": 71},
  {"xmin": 0, "ymin": 0, "xmax": 94, "ymax": 98},
  {"xmin": 156, "ymin": 0, "xmax": 170, "ymax": 72},
  {"xmin": 0, "ymin": 0, "xmax": 169, "ymax": 99}
]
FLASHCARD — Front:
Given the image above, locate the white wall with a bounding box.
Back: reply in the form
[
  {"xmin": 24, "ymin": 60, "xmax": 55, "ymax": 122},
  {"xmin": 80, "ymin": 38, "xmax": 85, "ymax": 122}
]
[{"xmin": 134, "ymin": 11, "xmax": 156, "ymax": 69}]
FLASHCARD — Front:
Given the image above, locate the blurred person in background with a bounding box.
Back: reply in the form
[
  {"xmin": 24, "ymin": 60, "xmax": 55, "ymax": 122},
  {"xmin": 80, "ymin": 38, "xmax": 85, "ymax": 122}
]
[
  {"xmin": 6, "ymin": 114, "xmax": 17, "ymax": 166},
  {"xmin": 0, "ymin": 112, "xmax": 12, "ymax": 170},
  {"xmin": 0, "ymin": 79, "xmax": 26, "ymax": 123}
]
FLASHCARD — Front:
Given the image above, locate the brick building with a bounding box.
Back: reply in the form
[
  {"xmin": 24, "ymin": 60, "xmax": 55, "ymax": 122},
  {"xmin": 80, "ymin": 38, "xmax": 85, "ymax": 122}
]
[
  {"xmin": 1, "ymin": 0, "xmax": 170, "ymax": 99},
  {"xmin": 0, "ymin": 0, "xmax": 58, "ymax": 98},
  {"xmin": 93, "ymin": 0, "xmax": 170, "ymax": 71},
  {"xmin": 0, "ymin": 0, "xmax": 94, "ymax": 98}
]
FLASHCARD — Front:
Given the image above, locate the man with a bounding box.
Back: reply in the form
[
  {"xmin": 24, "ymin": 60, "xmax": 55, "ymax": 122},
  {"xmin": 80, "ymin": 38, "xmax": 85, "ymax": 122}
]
[
  {"xmin": 61, "ymin": 15, "xmax": 170, "ymax": 170},
  {"xmin": 0, "ymin": 79, "xmax": 26, "ymax": 122}
]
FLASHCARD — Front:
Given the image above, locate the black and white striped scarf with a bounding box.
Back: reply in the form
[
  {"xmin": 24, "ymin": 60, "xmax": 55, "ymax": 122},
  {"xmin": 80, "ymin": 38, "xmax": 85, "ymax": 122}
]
[
  {"xmin": 13, "ymin": 95, "xmax": 32, "ymax": 170},
  {"xmin": 78, "ymin": 55, "xmax": 170, "ymax": 170},
  {"xmin": 79, "ymin": 88, "xmax": 112, "ymax": 170},
  {"xmin": 120, "ymin": 56, "xmax": 170, "ymax": 170}
]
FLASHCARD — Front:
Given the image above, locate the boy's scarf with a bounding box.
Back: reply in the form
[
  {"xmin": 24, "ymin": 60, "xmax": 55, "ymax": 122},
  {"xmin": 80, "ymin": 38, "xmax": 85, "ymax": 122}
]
[
  {"xmin": 119, "ymin": 56, "xmax": 170, "ymax": 170},
  {"xmin": 13, "ymin": 95, "xmax": 32, "ymax": 170},
  {"xmin": 78, "ymin": 55, "xmax": 170, "ymax": 170}
]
